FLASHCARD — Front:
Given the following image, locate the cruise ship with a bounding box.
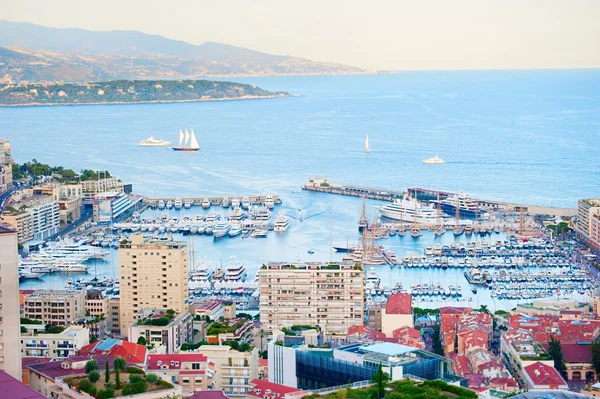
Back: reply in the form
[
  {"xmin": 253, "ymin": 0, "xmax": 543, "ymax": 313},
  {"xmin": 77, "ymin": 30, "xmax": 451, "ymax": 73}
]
[
  {"xmin": 139, "ymin": 136, "xmax": 171, "ymax": 146},
  {"xmin": 375, "ymin": 197, "xmax": 437, "ymax": 224},
  {"xmin": 438, "ymin": 191, "xmax": 481, "ymax": 218},
  {"xmin": 273, "ymin": 211, "xmax": 290, "ymax": 232}
]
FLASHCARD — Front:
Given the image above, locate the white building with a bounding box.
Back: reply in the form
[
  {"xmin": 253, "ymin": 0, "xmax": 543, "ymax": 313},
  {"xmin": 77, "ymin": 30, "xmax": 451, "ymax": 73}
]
[
  {"xmin": 0, "ymin": 224, "xmax": 21, "ymax": 380},
  {"xmin": 20, "ymin": 325, "xmax": 90, "ymax": 359},
  {"xmin": 92, "ymin": 191, "xmax": 142, "ymax": 224},
  {"xmin": 129, "ymin": 309, "xmax": 194, "ymax": 354},
  {"xmin": 1, "ymin": 199, "xmax": 60, "ymax": 244}
]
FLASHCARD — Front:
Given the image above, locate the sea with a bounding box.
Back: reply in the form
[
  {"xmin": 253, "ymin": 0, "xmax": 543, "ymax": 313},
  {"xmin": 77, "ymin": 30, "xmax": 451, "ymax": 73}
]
[{"xmin": 3, "ymin": 69, "xmax": 600, "ymax": 310}]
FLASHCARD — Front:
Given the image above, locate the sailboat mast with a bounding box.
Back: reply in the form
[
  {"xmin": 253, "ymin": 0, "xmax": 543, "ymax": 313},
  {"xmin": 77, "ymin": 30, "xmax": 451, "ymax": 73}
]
[
  {"xmin": 455, "ymin": 194, "xmax": 460, "ymax": 227},
  {"xmin": 436, "ymin": 193, "xmax": 441, "ymax": 229},
  {"xmin": 329, "ymin": 209, "xmax": 333, "ymax": 264}
]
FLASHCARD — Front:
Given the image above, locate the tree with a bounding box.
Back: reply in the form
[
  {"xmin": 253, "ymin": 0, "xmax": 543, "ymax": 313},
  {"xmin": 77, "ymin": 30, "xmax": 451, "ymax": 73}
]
[
  {"xmin": 137, "ymin": 336, "xmax": 147, "ymax": 345},
  {"xmin": 129, "ymin": 374, "xmax": 143, "ymax": 383},
  {"xmin": 371, "ymin": 363, "xmax": 390, "ymax": 399},
  {"xmin": 98, "ymin": 387, "xmax": 115, "ymax": 399},
  {"xmin": 105, "ymin": 360, "xmax": 110, "ymax": 383},
  {"xmin": 85, "ymin": 359, "xmax": 99, "ymax": 374},
  {"xmin": 591, "ymin": 339, "xmax": 600, "ymax": 376},
  {"xmin": 88, "ymin": 370, "xmax": 100, "ymax": 383},
  {"xmin": 548, "ymin": 336, "xmax": 566, "ymax": 375},
  {"xmin": 115, "ymin": 364, "xmax": 121, "ymax": 390},
  {"xmin": 113, "ymin": 357, "xmax": 126, "ymax": 371},
  {"xmin": 90, "ymin": 336, "xmax": 98, "ymax": 343},
  {"xmin": 146, "ymin": 373, "xmax": 159, "ymax": 384},
  {"xmin": 239, "ymin": 342, "xmax": 250, "ymax": 352},
  {"xmin": 78, "ymin": 379, "xmax": 97, "ymax": 395}
]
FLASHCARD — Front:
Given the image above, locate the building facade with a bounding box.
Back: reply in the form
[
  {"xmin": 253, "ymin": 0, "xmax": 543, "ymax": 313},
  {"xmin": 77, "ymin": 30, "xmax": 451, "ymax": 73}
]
[
  {"xmin": 20, "ymin": 325, "xmax": 90, "ymax": 359},
  {"xmin": 1, "ymin": 199, "xmax": 60, "ymax": 244},
  {"xmin": 259, "ymin": 262, "xmax": 364, "ymax": 336},
  {"xmin": 0, "ymin": 138, "xmax": 12, "ymax": 193},
  {"xmin": 576, "ymin": 199, "xmax": 600, "ymax": 250},
  {"xmin": 92, "ymin": 191, "xmax": 142, "ymax": 224},
  {"xmin": 0, "ymin": 224, "xmax": 22, "ymax": 380},
  {"xmin": 147, "ymin": 353, "xmax": 215, "ymax": 392},
  {"xmin": 23, "ymin": 290, "xmax": 86, "ymax": 326},
  {"xmin": 129, "ymin": 309, "xmax": 194, "ymax": 353},
  {"xmin": 118, "ymin": 235, "xmax": 189, "ymax": 336}
]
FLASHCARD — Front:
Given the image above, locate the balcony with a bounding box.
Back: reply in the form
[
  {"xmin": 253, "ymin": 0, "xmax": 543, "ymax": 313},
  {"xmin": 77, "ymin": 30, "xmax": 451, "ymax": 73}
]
[
  {"xmin": 57, "ymin": 343, "xmax": 74, "ymax": 349},
  {"xmin": 26, "ymin": 343, "xmax": 48, "ymax": 348}
]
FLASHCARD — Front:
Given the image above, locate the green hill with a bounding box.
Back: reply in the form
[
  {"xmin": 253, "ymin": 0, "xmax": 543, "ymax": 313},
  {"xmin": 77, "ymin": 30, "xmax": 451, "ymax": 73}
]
[{"xmin": 0, "ymin": 79, "xmax": 289, "ymax": 106}]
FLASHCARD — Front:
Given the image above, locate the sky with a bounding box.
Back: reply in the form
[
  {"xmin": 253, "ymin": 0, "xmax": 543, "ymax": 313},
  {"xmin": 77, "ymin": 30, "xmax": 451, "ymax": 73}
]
[{"xmin": 2, "ymin": 0, "xmax": 600, "ymax": 70}]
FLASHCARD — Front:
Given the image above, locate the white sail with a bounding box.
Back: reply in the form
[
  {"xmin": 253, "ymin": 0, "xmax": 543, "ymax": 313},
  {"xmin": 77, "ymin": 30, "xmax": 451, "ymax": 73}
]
[
  {"xmin": 178, "ymin": 129, "xmax": 184, "ymax": 146},
  {"xmin": 365, "ymin": 134, "xmax": 370, "ymax": 153},
  {"xmin": 189, "ymin": 130, "xmax": 200, "ymax": 150},
  {"xmin": 184, "ymin": 129, "xmax": 190, "ymax": 146}
]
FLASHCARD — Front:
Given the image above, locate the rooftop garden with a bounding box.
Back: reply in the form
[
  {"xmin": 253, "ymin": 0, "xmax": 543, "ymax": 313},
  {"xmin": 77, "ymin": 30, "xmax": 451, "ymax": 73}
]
[
  {"xmin": 136, "ymin": 309, "xmax": 176, "ymax": 326},
  {"xmin": 306, "ymin": 378, "xmax": 477, "ymax": 399},
  {"xmin": 64, "ymin": 358, "xmax": 173, "ymax": 399},
  {"xmin": 206, "ymin": 316, "xmax": 250, "ymax": 336},
  {"xmin": 180, "ymin": 339, "xmax": 253, "ymax": 352}
]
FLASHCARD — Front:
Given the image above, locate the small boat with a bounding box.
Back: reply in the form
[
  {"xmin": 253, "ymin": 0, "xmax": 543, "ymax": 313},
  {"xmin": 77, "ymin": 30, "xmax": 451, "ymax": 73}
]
[
  {"xmin": 250, "ymin": 229, "xmax": 268, "ymax": 238},
  {"xmin": 140, "ymin": 136, "xmax": 171, "ymax": 146},
  {"xmin": 166, "ymin": 200, "xmax": 173, "ymax": 209},
  {"xmin": 157, "ymin": 200, "xmax": 165, "ymax": 209},
  {"xmin": 183, "ymin": 199, "xmax": 192, "ymax": 209},
  {"xmin": 365, "ymin": 134, "xmax": 370, "ymax": 153},
  {"xmin": 422, "ymin": 155, "xmax": 445, "ymax": 164},
  {"xmin": 410, "ymin": 228, "xmax": 422, "ymax": 238},
  {"xmin": 307, "ymin": 249, "xmax": 315, "ymax": 254},
  {"xmin": 174, "ymin": 198, "xmax": 183, "ymax": 209},
  {"xmin": 222, "ymin": 197, "xmax": 231, "ymax": 208},
  {"xmin": 241, "ymin": 197, "xmax": 251, "ymax": 209},
  {"xmin": 231, "ymin": 198, "xmax": 241, "ymax": 208},
  {"xmin": 201, "ymin": 198, "xmax": 211, "ymax": 209},
  {"xmin": 229, "ymin": 226, "xmax": 242, "ymax": 237},
  {"xmin": 264, "ymin": 195, "xmax": 275, "ymax": 209},
  {"xmin": 453, "ymin": 226, "xmax": 464, "ymax": 236}
]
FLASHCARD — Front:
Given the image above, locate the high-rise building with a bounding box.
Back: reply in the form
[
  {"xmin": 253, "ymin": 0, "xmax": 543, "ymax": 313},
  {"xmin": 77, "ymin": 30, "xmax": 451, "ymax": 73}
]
[
  {"xmin": 576, "ymin": 199, "xmax": 600, "ymax": 250},
  {"xmin": 118, "ymin": 234, "xmax": 189, "ymax": 337},
  {"xmin": 0, "ymin": 224, "xmax": 22, "ymax": 380},
  {"xmin": 259, "ymin": 262, "xmax": 364, "ymax": 336}
]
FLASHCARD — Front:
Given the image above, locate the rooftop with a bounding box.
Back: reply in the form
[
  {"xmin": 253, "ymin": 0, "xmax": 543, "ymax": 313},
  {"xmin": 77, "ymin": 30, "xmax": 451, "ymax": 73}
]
[
  {"xmin": 194, "ymin": 299, "xmax": 225, "ymax": 311},
  {"xmin": 248, "ymin": 379, "xmax": 306, "ymax": 398},
  {"xmin": 0, "ymin": 370, "xmax": 44, "ymax": 399},
  {"xmin": 147, "ymin": 353, "xmax": 209, "ymax": 370},
  {"xmin": 79, "ymin": 338, "xmax": 147, "ymax": 364},
  {"xmin": 28, "ymin": 355, "xmax": 115, "ymax": 380},
  {"xmin": 385, "ymin": 293, "xmax": 412, "ymax": 315},
  {"xmin": 0, "ymin": 222, "xmax": 16, "ymax": 234},
  {"xmin": 25, "ymin": 289, "xmax": 84, "ymax": 299},
  {"xmin": 524, "ymin": 361, "xmax": 568, "ymax": 387}
]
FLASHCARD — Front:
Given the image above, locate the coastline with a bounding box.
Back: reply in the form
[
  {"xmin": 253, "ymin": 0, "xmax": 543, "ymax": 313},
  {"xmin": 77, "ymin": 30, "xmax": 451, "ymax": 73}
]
[{"xmin": 0, "ymin": 93, "xmax": 294, "ymax": 108}]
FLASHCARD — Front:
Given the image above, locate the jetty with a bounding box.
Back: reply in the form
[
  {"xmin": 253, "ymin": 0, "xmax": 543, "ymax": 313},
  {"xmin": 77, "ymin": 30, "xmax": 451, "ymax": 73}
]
[{"xmin": 302, "ymin": 178, "xmax": 576, "ymax": 217}]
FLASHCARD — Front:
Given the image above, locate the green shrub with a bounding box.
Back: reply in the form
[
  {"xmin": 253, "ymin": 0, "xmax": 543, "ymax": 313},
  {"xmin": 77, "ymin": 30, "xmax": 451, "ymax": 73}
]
[
  {"xmin": 85, "ymin": 360, "xmax": 99, "ymax": 374},
  {"xmin": 122, "ymin": 381, "xmax": 148, "ymax": 395},
  {"xmin": 78, "ymin": 379, "xmax": 97, "ymax": 395},
  {"xmin": 129, "ymin": 374, "xmax": 143, "ymax": 383},
  {"xmin": 98, "ymin": 388, "xmax": 115, "ymax": 399},
  {"xmin": 113, "ymin": 357, "xmax": 126, "ymax": 371},
  {"xmin": 137, "ymin": 336, "xmax": 146, "ymax": 345},
  {"xmin": 88, "ymin": 370, "xmax": 100, "ymax": 383},
  {"xmin": 125, "ymin": 366, "xmax": 145, "ymax": 374},
  {"xmin": 146, "ymin": 373, "xmax": 159, "ymax": 384},
  {"xmin": 157, "ymin": 379, "xmax": 174, "ymax": 389}
]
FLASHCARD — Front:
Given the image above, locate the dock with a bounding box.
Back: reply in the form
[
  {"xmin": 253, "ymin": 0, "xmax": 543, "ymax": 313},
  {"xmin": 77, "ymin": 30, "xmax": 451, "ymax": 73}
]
[
  {"xmin": 302, "ymin": 178, "xmax": 576, "ymax": 217},
  {"xmin": 146, "ymin": 194, "xmax": 281, "ymax": 208}
]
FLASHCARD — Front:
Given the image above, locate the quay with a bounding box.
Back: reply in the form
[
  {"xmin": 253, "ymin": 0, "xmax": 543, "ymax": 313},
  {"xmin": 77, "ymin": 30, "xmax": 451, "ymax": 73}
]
[
  {"xmin": 146, "ymin": 194, "xmax": 281, "ymax": 208},
  {"xmin": 302, "ymin": 178, "xmax": 576, "ymax": 217}
]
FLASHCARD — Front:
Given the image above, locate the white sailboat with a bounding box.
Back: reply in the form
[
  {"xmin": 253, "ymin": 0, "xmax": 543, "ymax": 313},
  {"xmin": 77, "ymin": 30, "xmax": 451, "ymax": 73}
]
[
  {"xmin": 172, "ymin": 128, "xmax": 200, "ymax": 151},
  {"xmin": 365, "ymin": 134, "xmax": 370, "ymax": 153}
]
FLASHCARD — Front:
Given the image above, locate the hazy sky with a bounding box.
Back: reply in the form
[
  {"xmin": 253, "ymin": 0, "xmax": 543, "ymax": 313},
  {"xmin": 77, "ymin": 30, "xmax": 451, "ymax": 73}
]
[{"xmin": 2, "ymin": 0, "xmax": 599, "ymax": 70}]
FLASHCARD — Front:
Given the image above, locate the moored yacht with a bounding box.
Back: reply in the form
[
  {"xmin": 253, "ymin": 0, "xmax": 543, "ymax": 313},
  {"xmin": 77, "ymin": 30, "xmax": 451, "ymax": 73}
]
[
  {"xmin": 264, "ymin": 195, "xmax": 275, "ymax": 209},
  {"xmin": 222, "ymin": 197, "xmax": 231, "ymax": 208},
  {"xmin": 183, "ymin": 199, "xmax": 192, "ymax": 209},
  {"xmin": 174, "ymin": 198, "xmax": 183, "ymax": 209},
  {"xmin": 376, "ymin": 196, "xmax": 437, "ymax": 224},
  {"xmin": 439, "ymin": 191, "xmax": 481, "ymax": 219},
  {"xmin": 201, "ymin": 198, "xmax": 211, "ymax": 209},
  {"xmin": 213, "ymin": 223, "xmax": 232, "ymax": 239},
  {"xmin": 224, "ymin": 257, "xmax": 248, "ymax": 282},
  {"xmin": 241, "ymin": 197, "xmax": 251, "ymax": 209}
]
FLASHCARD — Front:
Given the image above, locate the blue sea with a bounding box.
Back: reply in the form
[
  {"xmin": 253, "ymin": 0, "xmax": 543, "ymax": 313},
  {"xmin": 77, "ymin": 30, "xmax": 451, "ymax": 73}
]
[{"xmin": 3, "ymin": 70, "xmax": 600, "ymax": 309}]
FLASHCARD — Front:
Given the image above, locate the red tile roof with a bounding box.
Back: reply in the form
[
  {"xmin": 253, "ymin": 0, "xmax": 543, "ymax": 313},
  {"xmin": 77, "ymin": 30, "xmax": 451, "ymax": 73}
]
[
  {"xmin": 21, "ymin": 357, "xmax": 53, "ymax": 369},
  {"xmin": 385, "ymin": 293, "xmax": 412, "ymax": 315},
  {"xmin": 524, "ymin": 362, "xmax": 567, "ymax": 388},
  {"xmin": 248, "ymin": 379, "xmax": 305, "ymax": 398},
  {"xmin": 28, "ymin": 355, "xmax": 115, "ymax": 380},
  {"xmin": 440, "ymin": 306, "xmax": 470, "ymax": 315},
  {"xmin": 0, "ymin": 370, "xmax": 44, "ymax": 399},
  {"xmin": 542, "ymin": 343, "xmax": 592, "ymax": 363},
  {"xmin": 147, "ymin": 353, "xmax": 209, "ymax": 370},
  {"xmin": 489, "ymin": 377, "xmax": 519, "ymax": 388},
  {"xmin": 80, "ymin": 339, "xmax": 147, "ymax": 364},
  {"xmin": 347, "ymin": 325, "xmax": 387, "ymax": 341},
  {"xmin": 453, "ymin": 355, "xmax": 471, "ymax": 376}
]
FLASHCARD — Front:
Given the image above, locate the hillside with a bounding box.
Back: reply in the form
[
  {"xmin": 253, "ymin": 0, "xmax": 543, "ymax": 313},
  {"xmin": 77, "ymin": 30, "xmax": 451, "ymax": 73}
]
[
  {"xmin": 0, "ymin": 79, "xmax": 289, "ymax": 106},
  {"xmin": 0, "ymin": 20, "xmax": 370, "ymax": 82}
]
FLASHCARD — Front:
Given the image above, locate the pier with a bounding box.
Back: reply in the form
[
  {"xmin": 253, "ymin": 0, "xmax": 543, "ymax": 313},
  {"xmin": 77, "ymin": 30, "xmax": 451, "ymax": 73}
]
[
  {"xmin": 302, "ymin": 178, "xmax": 576, "ymax": 217},
  {"xmin": 146, "ymin": 194, "xmax": 281, "ymax": 208}
]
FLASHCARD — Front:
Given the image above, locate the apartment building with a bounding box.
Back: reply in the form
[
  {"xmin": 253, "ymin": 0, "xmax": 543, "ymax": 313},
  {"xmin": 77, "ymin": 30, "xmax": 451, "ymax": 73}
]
[
  {"xmin": 118, "ymin": 234, "xmax": 189, "ymax": 336},
  {"xmin": 259, "ymin": 262, "xmax": 364, "ymax": 336},
  {"xmin": 189, "ymin": 345, "xmax": 259, "ymax": 398},
  {"xmin": 81, "ymin": 176, "xmax": 123, "ymax": 198},
  {"xmin": 129, "ymin": 308, "xmax": 194, "ymax": 353},
  {"xmin": 147, "ymin": 353, "xmax": 215, "ymax": 391},
  {"xmin": 92, "ymin": 191, "xmax": 143, "ymax": 224},
  {"xmin": 576, "ymin": 198, "xmax": 600, "ymax": 250},
  {"xmin": 52, "ymin": 183, "xmax": 82, "ymax": 225},
  {"xmin": 0, "ymin": 138, "xmax": 12, "ymax": 193},
  {"xmin": 23, "ymin": 290, "xmax": 86, "ymax": 326},
  {"xmin": 1, "ymin": 198, "xmax": 60, "ymax": 244},
  {"xmin": 0, "ymin": 224, "xmax": 21, "ymax": 380},
  {"xmin": 108, "ymin": 297, "xmax": 121, "ymax": 335},
  {"xmin": 20, "ymin": 325, "xmax": 89, "ymax": 359}
]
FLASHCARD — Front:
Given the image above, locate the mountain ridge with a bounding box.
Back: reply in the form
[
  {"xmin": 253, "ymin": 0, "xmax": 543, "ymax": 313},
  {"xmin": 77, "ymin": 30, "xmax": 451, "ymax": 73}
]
[{"xmin": 0, "ymin": 20, "xmax": 370, "ymax": 81}]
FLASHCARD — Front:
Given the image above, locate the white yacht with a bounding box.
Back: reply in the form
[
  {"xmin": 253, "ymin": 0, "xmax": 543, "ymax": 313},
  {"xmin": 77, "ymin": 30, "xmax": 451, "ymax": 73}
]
[
  {"xmin": 54, "ymin": 261, "xmax": 88, "ymax": 273},
  {"xmin": 166, "ymin": 200, "xmax": 173, "ymax": 209},
  {"xmin": 157, "ymin": 200, "xmax": 166, "ymax": 209},
  {"xmin": 252, "ymin": 206, "xmax": 272, "ymax": 222},
  {"xmin": 224, "ymin": 258, "xmax": 248, "ymax": 282},
  {"xmin": 183, "ymin": 199, "xmax": 192, "ymax": 209},
  {"xmin": 250, "ymin": 229, "xmax": 268, "ymax": 238},
  {"xmin": 274, "ymin": 211, "xmax": 290, "ymax": 232},
  {"xmin": 229, "ymin": 207, "xmax": 245, "ymax": 222},
  {"xmin": 422, "ymin": 155, "xmax": 445, "ymax": 164},
  {"xmin": 189, "ymin": 266, "xmax": 214, "ymax": 289},
  {"xmin": 201, "ymin": 198, "xmax": 211, "ymax": 209},
  {"xmin": 174, "ymin": 198, "xmax": 183, "ymax": 209},
  {"xmin": 241, "ymin": 197, "xmax": 251, "ymax": 210},
  {"xmin": 264, "ymin": 195, "xmax": 275, "ymax": 209},
  {"xmin": 205, "ymin": 212, "xmax": 221, "ymax": 223},
  {"xmin": 375, "ymin": 196, "xmax": 437, "ymax": 224},
  {"xmin": 229, "ymin": 226, "xmax": 242, "ymax": 237},
  {"xmin": 222, "ymin": 197, "xmax": 231, "ymax": 208},
  {"xmin": 46, "ymin": 239, "xmax": 109, "ymax": 259},
  {"xmin": 231, "ymin": 198, "xmax": 241, "ymax": 208},
  {"xmin": 213, "ymin": 223, "xmax": 231, "ymax": 239},
  {"xmin": 139, "ymin": 136, "xmax": 171, "ymax": 146}
]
